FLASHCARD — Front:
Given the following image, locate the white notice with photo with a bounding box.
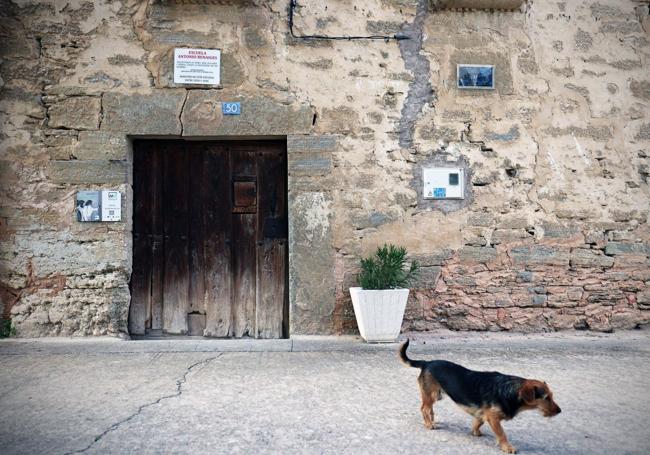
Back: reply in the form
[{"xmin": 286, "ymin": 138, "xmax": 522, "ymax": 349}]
[{"xmin": 174, "ymin": 48, "xmax": 221, "ymax": 85}]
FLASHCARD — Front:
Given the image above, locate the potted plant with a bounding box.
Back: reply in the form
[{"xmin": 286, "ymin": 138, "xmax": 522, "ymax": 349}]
[{"xmin": 350, "ymin": 244, "xmax": 419, "ymax": 343}]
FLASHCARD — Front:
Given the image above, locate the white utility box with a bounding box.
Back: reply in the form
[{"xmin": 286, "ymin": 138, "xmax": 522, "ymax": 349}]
[{"xmin": 423, "ymin": 167, "xmax": 465, "ymax": 199}]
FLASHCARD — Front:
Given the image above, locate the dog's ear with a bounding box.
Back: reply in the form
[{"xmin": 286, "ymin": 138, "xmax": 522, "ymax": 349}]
[
  {"xmin": 535, "ymin": 383, "xmax": 549, "ymax": 398},
  {"xmin": 519, "ymin": 382, "xmax": 536, "ymax": 404}
]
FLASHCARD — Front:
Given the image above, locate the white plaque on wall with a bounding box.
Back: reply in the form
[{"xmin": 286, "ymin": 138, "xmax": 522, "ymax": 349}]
[
  {"xmin": 173, "ymin": 48, "xmax": 221, "ymax": 85},
  {"xmin": 101, "ymin": 191, "xmax": 122, "ymax": 222}
]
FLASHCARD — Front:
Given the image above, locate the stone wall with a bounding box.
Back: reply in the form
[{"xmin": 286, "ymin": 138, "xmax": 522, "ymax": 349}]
[{"xmin": 0, "ymin": 0, "xmax": 648, "ymax": 336}]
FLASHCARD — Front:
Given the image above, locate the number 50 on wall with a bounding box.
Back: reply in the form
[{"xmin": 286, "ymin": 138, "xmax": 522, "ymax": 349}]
[{"xmin": 222, "ymin": 102, "xmax": 241, "ymax": 115}]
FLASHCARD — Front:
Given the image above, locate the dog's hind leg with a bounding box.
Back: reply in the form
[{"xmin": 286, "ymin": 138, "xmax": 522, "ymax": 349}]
[
  {"xmin": 471, "ymin": 417, "xmax": 484, "ymax": 437},
  {"xmin": 417, "ymin": 371, "xmax": 441, "ymax": 430}
]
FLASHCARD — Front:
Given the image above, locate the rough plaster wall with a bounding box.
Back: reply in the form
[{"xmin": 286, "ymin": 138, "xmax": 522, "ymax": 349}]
[{"xmin": 0, "ymin": 0, "xmax": 648, "ymax": 337}]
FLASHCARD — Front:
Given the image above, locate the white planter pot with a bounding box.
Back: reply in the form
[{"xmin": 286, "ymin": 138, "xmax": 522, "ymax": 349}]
[{"xmin": 349, "ymin": 287, "xmax": 409, "ymax": 343}]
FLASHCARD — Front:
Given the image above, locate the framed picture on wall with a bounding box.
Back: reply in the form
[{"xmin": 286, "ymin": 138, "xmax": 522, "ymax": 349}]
[
  {"xmin": 457, "ymin": 64, "xmax": 495, "ymax": 90},
  {"xmin": 76, "ymin": 191, "xmax": 101, "ymax": 222}
]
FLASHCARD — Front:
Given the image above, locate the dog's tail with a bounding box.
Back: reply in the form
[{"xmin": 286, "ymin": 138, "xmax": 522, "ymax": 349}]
[{"xmin": 399, "ymin": 339, "xmax": 425, "ymax": 369}]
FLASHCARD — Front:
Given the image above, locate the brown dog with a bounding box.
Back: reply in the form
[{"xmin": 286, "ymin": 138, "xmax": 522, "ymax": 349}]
[{"xmin": 400, "ymin": 339, "xmax": 561, "ymax": 453}]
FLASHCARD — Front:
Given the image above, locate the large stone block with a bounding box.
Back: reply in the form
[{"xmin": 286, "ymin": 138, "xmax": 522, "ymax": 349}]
[
  {"xmin": 12, "ymin": 286, "xmax": 130, "ymax": 336},
  {"xmin": 462, "ymin": 227, "xmax": 489, "ymax": 247},
  {"xmin": 411, "ymin": 266, "xmax": 442, "ymax": 289},
  {"xmin": 586, "ymin": 290, "xmax": 625, "ymax": 305},
  {"xmin": 47, "ymin": 160, "xmax": 128, "ymax": 184},
  {"xmin": 15, "ymin": 234, "xmax": 129, "ymax": 278},
  {"xmin": 458, "ymin": 246, "xmax": 498, "ymax": 264},
  {"xmin": 604, "ymin": 242, "xmax": 648, "ymax": 256},
  {"xmin": 629, "ymin": 79, "xmax": 650, "ymax": 101},
  {"xmin": 287, "ymin": 135, "xmax": 337, "ymax": 153},
  {"xmin": 181, "ymin": 91, "xmax": 313, "ymax": 136},
  {"xmin": 510, "ymin": 246, "xmax": 570, "ymax": 267},
  {"xmin": 610, "ymin": 312, "xmax": 642, "ymax": 330},
  {"xmin": 542, "ymin": 223, "xmax": 583, "ymax": 241},
  {"xmin": 492, "ymin": 229, "xmax": 530, "ymax": 245},
  {"xmin": 102, "ymin": 91, "xmax": 185, "ymax": 135},
  {"xmin": 484, "ymin": 126, "xmax": 520, "ymax": 142},
  {"xmin": 599, "ymin": 21, "xmax": 643, "ymax": 35},
  {"xmin": 48, "ymin": 96, "xmax": 101, "ymax": 130},
  {"xmin": 634, "ymin": 123, "xmax": 650, "ymax": 141},
  {"xmin": 243, "ymin": 27, "xmax": 268, "ymax": 49},
  {"xmin": 288, "ymin": 154, "xmax": 332, "ymax": 176},
  {"xmin": 570, "ymin": 248, "xmax": 615, "ymax": 268},
  {"xmin": 148, "ymin": 26, "xmax": 222, "ymax": 48},
  {"xmin": 46, "ymin": 135, "xmax": 77, "ymax": 160},
  {"xmin": 74, "ymin": 132, "xmax": 128, "ymax": 161},
  {"xmin": 467, "ymin": 213, "xmax": 495, "ymax": 228},
  {"xmin": 289, "ymin": 192, "xmax": 335, "ymax": 334},
  {"xmin": 350, "ymin": 212, "xmax": 396, "ymax": 230},
  {"xmin": 1, "ymin": 87, "xmax": 45, "ymax": 118},
  {"xmin": 543, "ymin": 125, "xmax": 612, "ymax": 141},
  {"xmin": 412, "ymin": 250, "xmax": 454, "ymax": 266},
  {"xmin": 517, "ymin": 271, "xmax": 534, "ymax": 282},
  {"xmin": 417, "ymin": 125, "xmax": 464, "ymax": 143},
  {"xmin": 638, "ymin": 291, "xmax": 650, "ymax": 310},
  {"xmin": 318, "ymin": 107, "xmax": 359, "ymax": 134}
]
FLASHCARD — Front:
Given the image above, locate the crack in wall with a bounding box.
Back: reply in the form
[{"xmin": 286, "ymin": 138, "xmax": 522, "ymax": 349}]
[
  {"xmin": 65, "ymin": 354, "xmax": 222, "ymax": 455},
  {"xmin": 179, "ymin": 89, "xmax": 189, "ymax": 136},
  {"xmin": 98, "ymin": 92, "xmax": 104, "ymax": 130},
  {"xmin": 397, "ymin": 0, "xmax": 434, "ymax": 150}
]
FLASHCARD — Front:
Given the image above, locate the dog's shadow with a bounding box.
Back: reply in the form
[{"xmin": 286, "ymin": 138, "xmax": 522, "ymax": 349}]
[{"xmin": 421, "ymin": 420, "xmax": 558, "ymax": 454}]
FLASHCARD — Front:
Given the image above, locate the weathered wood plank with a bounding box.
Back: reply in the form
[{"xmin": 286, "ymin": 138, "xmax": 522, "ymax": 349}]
[
  {"xmin": 129, "ymin": 141, "xmax": 152, "ymax": 335},
  {"xmin": 231, "ymin": 147, "xmax": 257, "ymax": 338},
  {"xmin": 188, "ymin": 146, "xmax": 206, "ymax": 315},
  {"xmin": 232, "ymin": 213, "xmax": 256, "ymax": 337},
  {"xmin": 256, "ymin": 242, "xmax": 286, "ymax": 338},
  {"xmin": 150, "ymin": 148, "xmax": 164, "ymax": 331},
  {"xmin": 255, "ymin": 147, "xmax": 287, "ymax": 338},
  {"xmin": 203, "ymin": 145, "xmax": 233, "ymax": 337},
  {"xmin": 162, "ymin": 143, "xmax": 190, "ymax": 334}
]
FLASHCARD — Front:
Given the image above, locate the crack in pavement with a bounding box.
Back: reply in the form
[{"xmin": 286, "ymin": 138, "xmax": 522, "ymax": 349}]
[{"xmin": 65, "ymin": 353, "xmax": 223, "ymax": 455}]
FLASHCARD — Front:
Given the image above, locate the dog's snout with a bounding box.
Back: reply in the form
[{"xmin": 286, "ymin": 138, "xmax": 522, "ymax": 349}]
[{"xmin": 556, "ymin": 406, "xmax": 561, "ymax": 414}]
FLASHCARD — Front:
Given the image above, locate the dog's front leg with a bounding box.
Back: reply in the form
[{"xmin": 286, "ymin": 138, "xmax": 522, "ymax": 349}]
[
  {"xmin": 471, "ymin": 417, "xmax": 484, "ymax": 437},
  {"xmin": 485, "ymin": 413, "xmax": 516, "ymax": 454}
]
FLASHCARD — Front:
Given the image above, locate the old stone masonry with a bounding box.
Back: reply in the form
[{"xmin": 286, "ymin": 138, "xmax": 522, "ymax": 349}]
[{"xmin": 0, "ymin": 0, "xmax": 649, "ymax": 337}]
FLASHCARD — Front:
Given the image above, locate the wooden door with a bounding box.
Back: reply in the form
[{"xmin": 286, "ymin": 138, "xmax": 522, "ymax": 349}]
[{"xmin": 129, "ymin": 140, "xmax": 288, "ymax": 338}]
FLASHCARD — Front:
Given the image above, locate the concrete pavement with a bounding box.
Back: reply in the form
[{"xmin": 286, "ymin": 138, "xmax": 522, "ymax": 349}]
[{"xmin": 1, "ymin": 330, "xmax": 649, "ymax": 454}]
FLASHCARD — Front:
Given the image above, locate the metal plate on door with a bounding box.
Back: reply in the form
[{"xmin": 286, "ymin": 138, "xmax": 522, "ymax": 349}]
[{"xmin": 233, "ymin": 179, "xmax": 257, "ymax": 213}]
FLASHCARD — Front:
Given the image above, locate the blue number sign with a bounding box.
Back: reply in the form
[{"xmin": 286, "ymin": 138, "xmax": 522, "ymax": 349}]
[
  {"xmin": 222, "ymin": 102, "xmax": 241, "ymax": 115},
  {"xmin": 433, "ymin": 188, "xmax": 446, "ymax": 198}
]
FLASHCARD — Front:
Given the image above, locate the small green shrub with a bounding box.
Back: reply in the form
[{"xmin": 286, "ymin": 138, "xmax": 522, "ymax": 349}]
[
  {"xmin": 0, "ymin": 319, "xmax": 15, "ymax": 338},
  {"xmin": 358, "ymin": 243, "xmax": 419, "ymax": 290}
]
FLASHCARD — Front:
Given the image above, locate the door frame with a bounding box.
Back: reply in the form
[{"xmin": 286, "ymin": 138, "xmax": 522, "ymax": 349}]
[
  {"xmin": 129, "ymin": 138, "xmax": 289, "ymax": 338},
  {"xmin": 120, "ymin": 130, "xmax": 337, "ymax": 338}
]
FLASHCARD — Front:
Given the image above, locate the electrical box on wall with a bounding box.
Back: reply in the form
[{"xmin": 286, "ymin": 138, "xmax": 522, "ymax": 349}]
[{"xmin": 423, "ymin": 168, "xmax": 465, "ymax": 199}]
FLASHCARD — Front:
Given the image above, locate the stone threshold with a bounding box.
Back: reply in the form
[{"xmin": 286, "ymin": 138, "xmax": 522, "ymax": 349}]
[{"xmin": 0, "ymin": 328, "xmax": 648, "ymax": 355}]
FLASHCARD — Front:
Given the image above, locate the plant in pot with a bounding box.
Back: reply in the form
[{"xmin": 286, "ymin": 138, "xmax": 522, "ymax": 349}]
[{"xmin": 350, "ymin": 244, "xmax": 419, "ymax": 343}]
